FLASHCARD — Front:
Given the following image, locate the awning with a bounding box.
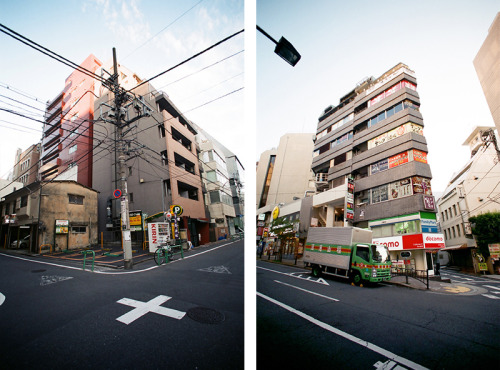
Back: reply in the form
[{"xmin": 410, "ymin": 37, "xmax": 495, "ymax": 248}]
[{"xmin": 440, "ymin": 244, "xmax": 470, "ymax": 251}]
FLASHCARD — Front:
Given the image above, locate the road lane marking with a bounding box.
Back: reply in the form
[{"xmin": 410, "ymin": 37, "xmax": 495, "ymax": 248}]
[
  {"xmin": 0, "ymin": 293, "xmax": 4, "ymax": 306},
  {"xmin": 481, "ymin": 294, "xmax": 500, "ymax": 300},
  {"xmin": 116, "ymin": 295, "xmax": 186, "ymax": 325},
  {"xmin": 485, "ymin": 285, "xmax": 500, "ymax": 291},
  {"xmin": 257, "ymin": 265, "xmax": 329, "ymax": 285},
  {"xmin": 274, "ymin": 280, "xmax": 339, "ymax": 302},
  {"xmin": 257, "ymin": 292, "xmax": 429, "ymax": 370},
  {"xmin": 40, "ymin": 275, "xmax": 73, "ymax": 286},
  {"xmin": 198, "ymin": 265, "xmax": 232, "ymax": 274}
]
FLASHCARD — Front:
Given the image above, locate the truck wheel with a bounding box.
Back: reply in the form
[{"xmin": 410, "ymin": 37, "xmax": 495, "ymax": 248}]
[
  {"xmin": 351, "ymin": 271, "xmax": 362, "ymax": 286},
  {"xmin": 311, "ymin": 265, "xmax": 322, "ymax": 278}
]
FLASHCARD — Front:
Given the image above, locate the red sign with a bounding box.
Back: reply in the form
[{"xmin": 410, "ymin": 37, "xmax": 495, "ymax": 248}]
[
  {"xmin": 113, "ymin": 189, "xmax": 122, "ymax": 198},
  {"xmin": 389, "ymin": 151, "xmax": 409, "ymax": 168},
  {"xmin": 413, "ymin": 149, "xmax": 427, "ymax": 163}
]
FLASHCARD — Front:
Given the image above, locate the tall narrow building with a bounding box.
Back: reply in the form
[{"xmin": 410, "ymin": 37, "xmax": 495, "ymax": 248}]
[
  {"xmin": 39, "ymin": 54, "xmax": 103, "ymax": 187},
  {"xmin": 311, "ymin": 63, "xmax": 444, "ymax": 273},
  {"xmin": 474, "ymin": 12, "xmax": 500, "ymax": 134}
]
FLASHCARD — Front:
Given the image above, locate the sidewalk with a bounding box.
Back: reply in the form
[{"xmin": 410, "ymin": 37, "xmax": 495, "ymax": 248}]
[
  {"xmin": 1, "ymin": 241, "xmax": 213, "ymax": 271},
  {"xmin": 257, "ymin": 255, "xmax": 500, "ymax": 293}
]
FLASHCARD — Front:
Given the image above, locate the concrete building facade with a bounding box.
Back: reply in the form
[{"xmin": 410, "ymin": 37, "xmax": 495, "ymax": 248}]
[
  {"xmin": 0, "ymin": 180, "xmax": 98, "ymax": 252},
  {"xmin": 310, "ymin": 63, "xmax": 444, "ymax": 274},
  {"xmin": 437, "ymin": 126, "xmax": 500, "ymax": 272},
  {"xmin": 93, "ymin": 73, "xmax": 209, "ymax": 247},
  {"xmin": 256, "ymin": 133, "xmax": 316, "ymax": 211},
  {"xmin": 474, "ymin": 12, "xmax": 500, "ymax": 135},
  {"xmin": 12, "ymin": 144, "xmax": 41, "ymax": 185}
]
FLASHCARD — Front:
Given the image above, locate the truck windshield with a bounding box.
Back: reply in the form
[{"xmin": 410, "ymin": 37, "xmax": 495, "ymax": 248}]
[{"xmin": 371, "ymin": 244, "xmax": 390, "ymax": 262}]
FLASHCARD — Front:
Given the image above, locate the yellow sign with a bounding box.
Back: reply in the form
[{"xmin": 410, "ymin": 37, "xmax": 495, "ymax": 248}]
[
  {"xmin": 170, "ymin": 205, "xmax": 183, "ymax": 216},
  {"xmin": 129, "ymin": 215, "xmax": 142, "ymax": 226},
  {"xmin": 272, "ymin": 206, "xmax": 280, "ymax": 220}
]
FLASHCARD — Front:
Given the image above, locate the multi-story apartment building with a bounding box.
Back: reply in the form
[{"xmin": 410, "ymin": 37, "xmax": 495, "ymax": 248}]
[
  {"xmin": 39, "ymin": 54, "xmax": 103, "ymax": 187},
  {"xmin": 437, "ymin": 126, "xmax": 500, "ymax": 271},
  {"xmin": 93, "ymin": 70, "xmax": 208, "ymax": 246},
  {"xmin": 474, "ymin": 12, "xmax": 500, "ymax": 134},
  {"xmin": 196, "ymin": 129, "xmax": 237, "ymax": 240},
  {"xmin": 256, "ymin": 133, "xmax": 316, "ymax": 211},
  {"xmin": 12, "ymin": 144, "xmax": 40, "ymax": 185},
  {"xmin": 311, "ymin": 63, "xmax": 444, "ymax": 274}
]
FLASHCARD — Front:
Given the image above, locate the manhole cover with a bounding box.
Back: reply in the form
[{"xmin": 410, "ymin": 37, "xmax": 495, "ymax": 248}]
[
  {"xmin": 187, "ymin": 307, "xmax": 225, "ymax": 324},
  {"xmin": 31, "ymin": 269, "xmax": 46, "ymax": 273}
]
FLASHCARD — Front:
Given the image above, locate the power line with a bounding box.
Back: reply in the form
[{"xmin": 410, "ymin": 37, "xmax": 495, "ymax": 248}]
[
  {"xmin": 122, "ymin": 0, "xmax": 205, "ymax": 61},
  {"xmin": 156, "ymin": 49, "xmax": 244, "ymax": 90},
  {"xmin": 129, "ymin": 28, "xmax": 244, "ymax": 92},
  {"xmin": 0, "ymin": 23, "xmax": 108, "ymax": 85}
]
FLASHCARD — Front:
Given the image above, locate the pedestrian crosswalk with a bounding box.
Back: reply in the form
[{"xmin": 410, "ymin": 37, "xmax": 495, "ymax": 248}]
[
  {"xmin": 482, "ymin": 285, "xmax": 500, "ymax": 300},
  {"xmin": 440, "ymin": 270, "xmax": 500, "ymax": 300}
]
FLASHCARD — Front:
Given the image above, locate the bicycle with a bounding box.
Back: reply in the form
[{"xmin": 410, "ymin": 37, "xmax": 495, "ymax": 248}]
[{"xmin": 154, "ymin": 242, "xmax": 174, "ymax": 265}]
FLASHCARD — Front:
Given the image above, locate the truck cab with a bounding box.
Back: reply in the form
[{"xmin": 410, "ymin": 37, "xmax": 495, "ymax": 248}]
[{"xmin": 350, "ymin": 244, "xmax": 391, "ymax": 285}]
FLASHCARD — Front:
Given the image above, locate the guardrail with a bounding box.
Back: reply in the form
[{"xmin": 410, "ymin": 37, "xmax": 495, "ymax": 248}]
[
  {"xmin": 391, "ymin": 267, "xmax": 429, "ymax": 289},
  {"xmin": 39, "ymin": 244, "xmax": 53, "ymax": 254},
  {"xmin": 81, "ymin": 250, "xmax": 95, "ymax": 271}
]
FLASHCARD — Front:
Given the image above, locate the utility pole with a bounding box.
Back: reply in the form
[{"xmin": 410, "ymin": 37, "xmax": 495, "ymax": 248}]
[{"xmin": 111, "ymin": 47, "xmax": 133, "ymax": 269}]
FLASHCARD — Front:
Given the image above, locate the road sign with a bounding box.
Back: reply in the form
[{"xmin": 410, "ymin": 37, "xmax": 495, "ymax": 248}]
[
  {"xmin": 170, "ymin": 204, "xmax": 183, "ymax": 216},
  {"xmin": 400, "ymin": 251, "xmax": 412, "ymax": 259},
  {"xmin": 113, "ymin": 189, "xmax": 122, "ymax": 198}
]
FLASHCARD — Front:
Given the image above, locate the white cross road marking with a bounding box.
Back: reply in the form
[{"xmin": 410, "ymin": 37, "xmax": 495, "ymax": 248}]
[
  {"xmin": 40, "ymin": 275, "xmax": 73, "ymax": 286},
  {"xmin": 116, "ymin": 295, "xmax": 186, "ymax": 325}
]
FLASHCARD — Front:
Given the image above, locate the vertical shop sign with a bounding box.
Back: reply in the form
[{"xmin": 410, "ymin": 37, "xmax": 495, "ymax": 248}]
[{"xmin": 345, "ymin": 176, "xmax": 355, "ymax": 220}]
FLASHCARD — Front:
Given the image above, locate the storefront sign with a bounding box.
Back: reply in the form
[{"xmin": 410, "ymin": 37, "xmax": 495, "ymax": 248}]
[
  {"xmin": 148, "ymin": 222, "xmax": 170, "ymax": 253},
  {"xmin": 421, "ymin": 218, "xmax": 438, "ymax": 233},
  {"xmin": 412, "ymin": 149, "xmax": 427, "ymax": 163},
  {"xmin": 129, "ymin": 211, "xmax": 143, "ymax": 231},
  {"xmin": 55, "ymin": 220, "xmax": 69, "ymax": 234},
  {"xmin": 388, "ymin": 151, "xmax": 409, "ymax": 168},
  {"xmin": 488, "ymin": 244, "xmax": 500, "ymax": 259},
  {"xmin": 374, "ymin": 233, "xmax": 444, "ymax": 251},
  {"xmin": 422, "ymin": 233, "xmax": 445, "ymax": 249},
  {"xmin": 423, "ymin": 195, "xmax": 435, "ymax": 210}
]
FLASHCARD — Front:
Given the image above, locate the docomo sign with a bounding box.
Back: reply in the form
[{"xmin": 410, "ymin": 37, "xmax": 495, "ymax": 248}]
[
  {"xmin": 374, "ymin": 233, "xmax": 445, "ymax": 251},
  {"xmin": 373, "ymin": 235, "xmax": 403, "ymax": 251}
]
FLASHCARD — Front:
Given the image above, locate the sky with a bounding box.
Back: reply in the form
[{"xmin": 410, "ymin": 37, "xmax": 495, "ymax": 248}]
[
  {"xmin": 0, "ymin": 0, "xmax": 245, "ymax": 181},
  {"xmin": 256, "ymin": 0, "xmax": 498, "ymax": 195}
]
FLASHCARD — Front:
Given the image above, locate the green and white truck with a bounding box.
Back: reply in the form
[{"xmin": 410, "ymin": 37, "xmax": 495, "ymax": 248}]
[{"xmin": 303, "ymin": 227, "xmax": 391, "ymax": 285}]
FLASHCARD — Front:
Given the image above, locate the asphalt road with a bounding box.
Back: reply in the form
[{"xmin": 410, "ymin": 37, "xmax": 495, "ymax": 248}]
[
  {"xmin": 0, "ymin": 239, "xmax": 244, "ymax": 369},
  {"xmin": 257, "ymin": 260, "xmax": 500, "ymax": 370}
]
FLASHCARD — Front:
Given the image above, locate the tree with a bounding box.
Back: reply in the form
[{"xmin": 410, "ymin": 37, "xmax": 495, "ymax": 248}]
[{"xmin": 469, "ymin": 212, "xmax": 500, "ymax": 257}]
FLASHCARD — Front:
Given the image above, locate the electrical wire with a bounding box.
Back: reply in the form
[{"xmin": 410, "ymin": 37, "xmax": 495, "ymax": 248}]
[
  {"xmin": 129, "ymin": 29, "xmax": 244, "ymax": 92},
  {"xmin": 122, "ymin": 0, "xmax": 205, "ymax": 61},
  {"xmin": 0, "ymin": 23, "xmax": 108, "ymax": 85}
]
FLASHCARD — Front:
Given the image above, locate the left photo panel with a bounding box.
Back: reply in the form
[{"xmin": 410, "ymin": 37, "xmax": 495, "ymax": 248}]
[{"xmin": 0, "ymin": 0, "xmax": 247, "ymax": 369}]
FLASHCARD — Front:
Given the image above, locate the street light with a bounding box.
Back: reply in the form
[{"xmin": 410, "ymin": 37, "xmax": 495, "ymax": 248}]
[{"xmin": 257, "ymin": 25, "xmax": 301, "ymax": 67}]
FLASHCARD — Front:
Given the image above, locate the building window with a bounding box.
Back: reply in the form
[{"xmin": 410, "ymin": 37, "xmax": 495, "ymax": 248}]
[
  {"xmin": 68, "ymin": 194, "xmax": 84, "ymax": 205},
  {"xmin": 161, "ymin": 150, "xmax": 168, "ymax": 166},
  {"xmin": 177, "ymin": 181, "xmax": 198, "ymax": 201},
  {"xmin": 71, "ymin": 226, "xmax": 87, "ymax": 233},
  {"xmin": 20, "ymin": 195, "xmax": 28, "ymax": 208},
  {"xmin": 69, "ymin": 145, "xmax": 77, "ymax": 154},
  {"xmin": 158, "ymin": 124, "xmax": 166, "ymax": 138}
]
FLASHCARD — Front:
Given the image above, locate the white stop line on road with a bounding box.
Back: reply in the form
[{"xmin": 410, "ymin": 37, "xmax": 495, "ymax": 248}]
[
  {"xmin": 0, "ymin": 292, "xmax": 5, "ymax": 306},
  {"xmin": 116, "ymin": 295, "xmax": 186, "ymax": 325}
]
